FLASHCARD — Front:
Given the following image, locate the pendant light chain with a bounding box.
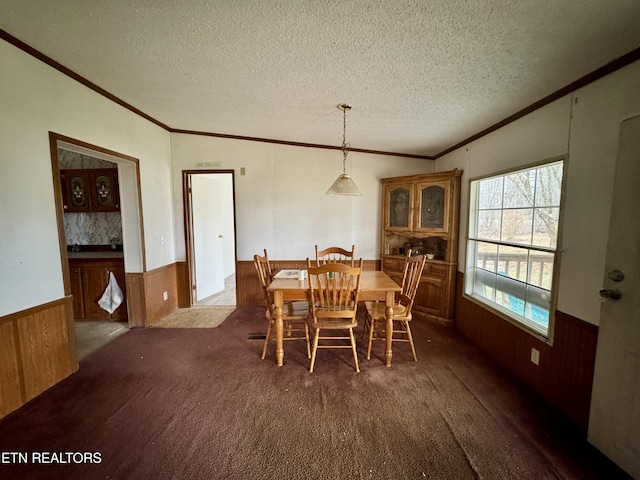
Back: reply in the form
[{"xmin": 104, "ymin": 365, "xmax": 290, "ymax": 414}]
[
  {"xmin": 342, "ymin": 106, "xmax": 349, "ymax": 174},
  {"xmin": 326, "ymin": 103, "xmax": 361, "ymax": 196}
]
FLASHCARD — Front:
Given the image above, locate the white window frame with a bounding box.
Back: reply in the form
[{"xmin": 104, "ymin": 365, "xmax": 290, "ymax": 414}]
[{"xmin": 464, "ymin": 157, "xmax": 567, "ymax": 340}]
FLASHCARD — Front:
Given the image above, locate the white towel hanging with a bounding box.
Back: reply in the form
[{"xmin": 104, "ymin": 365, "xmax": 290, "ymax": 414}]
[{"xmin": 98, "ymin": 271, "xmax": 124, "ymax": 314}]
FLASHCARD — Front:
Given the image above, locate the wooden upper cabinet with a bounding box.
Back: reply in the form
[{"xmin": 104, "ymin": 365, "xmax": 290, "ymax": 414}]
[
  {"xmin": 61, "ymin": 168, "xmax": 120, "ymax": 212},
  {"xmin": 383, "ymin": 179, "xmax": 454, "ymax": 235}
]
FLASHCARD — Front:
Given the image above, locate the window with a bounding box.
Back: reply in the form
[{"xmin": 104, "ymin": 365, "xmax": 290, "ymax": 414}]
[{"xmin": 464, "ymin": 159, "xmax": 564, "ymax": 337}]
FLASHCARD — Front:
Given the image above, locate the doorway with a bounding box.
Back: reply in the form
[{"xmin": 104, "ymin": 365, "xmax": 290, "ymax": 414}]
[
  {"xmin": 588, "ymin": 115, "xmax": 640, "ymax": 478},
  {"xmin": 50, "ymin": 133, "xmax": 145, "ymax": 357},
  {"xmin": 183, "ymin": 170, "xmax": 237, "ymax": 307}
]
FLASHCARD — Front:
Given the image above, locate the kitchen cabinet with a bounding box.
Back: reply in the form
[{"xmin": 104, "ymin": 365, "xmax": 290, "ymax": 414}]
[
  {"xmin": 69, "ymin": 256, "xmax": 127, "ymax": 320},
  {"xmin": 61, "ymin": 168, "xmax": 120, "ymax": 212},
  {"xmin": 380, "ymin": 169, "xmax": 462, "ymax": 325}
]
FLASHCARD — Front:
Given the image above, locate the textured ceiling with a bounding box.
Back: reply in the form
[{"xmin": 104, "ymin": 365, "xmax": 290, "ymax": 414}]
[{"xmin": 1, "ymin": 1, "xmax": 640, "ymax": 157}]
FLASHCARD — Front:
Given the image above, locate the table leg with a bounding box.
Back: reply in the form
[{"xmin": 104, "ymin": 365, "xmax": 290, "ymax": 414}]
[
  {"xmin": 274, "ymin": 290, "xmax": 284, "ymax": 366},
  {"xmin": 385, "ymin": 290, "xmax": 394, "ymax": 367}
]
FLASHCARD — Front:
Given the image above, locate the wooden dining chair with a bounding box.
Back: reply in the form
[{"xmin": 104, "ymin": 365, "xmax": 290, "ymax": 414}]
[
  {"xmin": 315, "ymin": 244, "xmax": 355, "ymax": 266},
  {"xmin": 363, "ymin": 253, "xmax": 426, "ymax": 362},
  {"xmin": 254, "ymin": 250, "xmax": 310, "ymax": 360},
  {"xmin": 306, "ymin": 258, "xmax": 363, "ymax": 373}
]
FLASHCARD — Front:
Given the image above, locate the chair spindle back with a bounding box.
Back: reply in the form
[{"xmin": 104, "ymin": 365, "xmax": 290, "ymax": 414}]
[
  {"xmin": 254, "ymin": 249, "xmax": 275, "ymax": 315},
  {"xmin": 315, "ymin": 245, "xmax": 356, "ymax": 267},
  {"xmin": 307, "ymin": 258, "xmax": 362, "ymax": 316},
  {"xmin": 398, "ymin": 254, "xmax": 427, "ymax": 314}
]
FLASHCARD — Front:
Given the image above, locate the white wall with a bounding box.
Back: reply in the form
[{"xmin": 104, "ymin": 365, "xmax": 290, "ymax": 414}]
[
  {"xmin": 436, "ymin": 59, "xmax": 640, "ymax": 326},
  {"xmin": 170, "ymin": 134, "xmax": 433, "ymax": 262},
  {"xmin": 0, "ymin": 39, "xmax": 174, "ymax": 317}
]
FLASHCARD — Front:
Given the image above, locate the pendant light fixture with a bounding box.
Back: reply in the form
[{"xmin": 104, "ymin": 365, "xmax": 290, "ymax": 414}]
[{"xmin": 326, "ymin": 103, "xmax": 362, "ymax": 196}]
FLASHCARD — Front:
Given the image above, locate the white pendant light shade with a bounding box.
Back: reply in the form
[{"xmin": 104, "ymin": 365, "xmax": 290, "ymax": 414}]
[
  {"xmin": 327, "ymin": 103, "xmax": 362, "ymax": 196},
  {"xmin": 326, "ymin": 173, "xmax": 361, "ymax": 196}
]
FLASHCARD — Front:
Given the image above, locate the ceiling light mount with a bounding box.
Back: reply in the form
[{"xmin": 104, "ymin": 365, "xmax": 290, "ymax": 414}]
[{"xmin": 326, "ymin": 103, "xmax": 361, "ymax": 196}]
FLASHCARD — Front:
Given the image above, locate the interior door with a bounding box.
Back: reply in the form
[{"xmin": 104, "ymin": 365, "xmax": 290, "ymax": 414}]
[
  {"xmin": 191, "ymin": 175, "xmax": 225, "ymax": 301},
  {"xmin": 588, "ymin": 115, "xmax": 640, "ymax": 478}
]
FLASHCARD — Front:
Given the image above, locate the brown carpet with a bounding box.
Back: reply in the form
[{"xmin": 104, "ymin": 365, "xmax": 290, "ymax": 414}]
[{"xmin": 0, "ymin": 307, "xmax": 629, "ymax": 480}]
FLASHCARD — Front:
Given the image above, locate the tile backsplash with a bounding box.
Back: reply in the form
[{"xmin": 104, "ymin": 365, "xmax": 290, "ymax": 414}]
[
  {"xmin": 64, "ymin": 211, "xmax": 122, "ymax": 246},
  {"xmin": 58, "ymin": 148, "xmax": 116, "ymax": 169}
]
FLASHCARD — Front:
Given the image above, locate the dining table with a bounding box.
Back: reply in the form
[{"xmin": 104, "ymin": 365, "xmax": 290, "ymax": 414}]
[{"xmin": 267, "ymin": 269, "xmax": 402, "ymax": 367}]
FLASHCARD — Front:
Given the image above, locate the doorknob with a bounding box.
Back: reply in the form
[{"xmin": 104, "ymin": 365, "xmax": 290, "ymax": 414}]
[{"xmin": 599, "ymin": 288, "xmax": 622, "ymax": 300}]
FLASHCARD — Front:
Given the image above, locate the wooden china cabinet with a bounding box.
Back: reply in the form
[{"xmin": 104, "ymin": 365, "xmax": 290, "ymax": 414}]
[
  {"xmin": 60, "ymin": 168, "xmax": 120, "ymax": 212},
  {"xmin": 380, "ymin": 169, "xmax": 462, "ymax": 325}
]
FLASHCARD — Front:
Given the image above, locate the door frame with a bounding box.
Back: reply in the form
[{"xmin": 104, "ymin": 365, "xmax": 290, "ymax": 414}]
[
  {"xmin": 49, "ymin": 132, "xmax": 146, "ymax": 327},
  {"xmin": 182, "ymin": 170, "xmax": 237, "ymax": 307}
]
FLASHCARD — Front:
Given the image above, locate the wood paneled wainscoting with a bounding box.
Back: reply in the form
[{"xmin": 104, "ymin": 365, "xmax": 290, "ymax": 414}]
[
  {"xmin": 126, "ymin": 263, "xmax": 180, "ymax": 327},
  {"xmin": 0, "ymin": 296, "xmax": 78, "ymax": 420},
  {"xmin": 454, "ymin": 271, "xmax": 597, "ymax": 432},
  {"xmin": 236, "ymin": 259, "xmax": 381, "ymax": 307}
]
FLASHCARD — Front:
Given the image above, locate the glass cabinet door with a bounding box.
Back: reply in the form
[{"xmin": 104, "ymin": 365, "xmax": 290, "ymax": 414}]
[
  {"xmin": 387, "ymin": 185, "xmax": 412, "ymax": 230},
  {"xmin": 416, "ymin": 182, "xmax": 448, "ymax": 232}
]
